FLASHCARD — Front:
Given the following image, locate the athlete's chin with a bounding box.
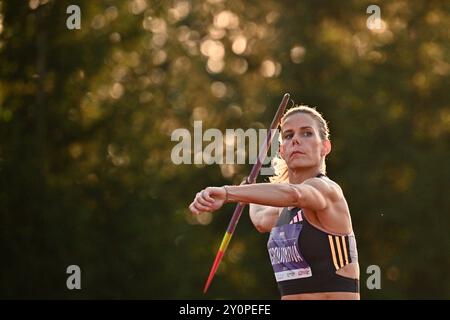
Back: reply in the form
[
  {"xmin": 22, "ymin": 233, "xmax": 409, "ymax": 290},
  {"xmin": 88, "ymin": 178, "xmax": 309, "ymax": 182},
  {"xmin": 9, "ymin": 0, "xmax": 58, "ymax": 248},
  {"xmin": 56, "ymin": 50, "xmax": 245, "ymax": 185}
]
[{"xmin": 288, "ymin": 159, "xmax": 315, "ymax": 170}]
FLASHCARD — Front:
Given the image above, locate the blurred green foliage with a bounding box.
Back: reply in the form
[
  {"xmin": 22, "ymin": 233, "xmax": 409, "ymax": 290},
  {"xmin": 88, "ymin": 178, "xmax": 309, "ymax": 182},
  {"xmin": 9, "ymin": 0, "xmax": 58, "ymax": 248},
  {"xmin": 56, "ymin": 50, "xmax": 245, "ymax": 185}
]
[{"xmin": 0, "ymin": 0, "xmax": 449, "ymax": 299}]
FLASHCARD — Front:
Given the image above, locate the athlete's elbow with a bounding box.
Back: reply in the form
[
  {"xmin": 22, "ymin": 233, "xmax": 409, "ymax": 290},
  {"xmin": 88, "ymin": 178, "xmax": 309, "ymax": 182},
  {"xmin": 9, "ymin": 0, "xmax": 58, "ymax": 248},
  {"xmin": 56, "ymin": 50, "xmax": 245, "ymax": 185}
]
[
  {"xmin": 288, "ymin": 184, "xmax": 305, "ymax": 207},
  {"xmin": 286, "ymin": 184, "xmax": 305, "ymax": 207},
  {"xmin": 254, "ymin": 223, "xmax": 269, "ymax": 233},
  {"xmin": 289, "ymin": 184, "xmax": 327, "ymax": 210},
  {"xmin": 250, "ymin": 213, "xmax": 267, "ymax": 233},
  {"xmin": 254, "ymin": 216, "xmax": 272, "ymax": 233},
  {"xmin": 248, "ymin": 217, "xmax": 266, "ymax": 233}
]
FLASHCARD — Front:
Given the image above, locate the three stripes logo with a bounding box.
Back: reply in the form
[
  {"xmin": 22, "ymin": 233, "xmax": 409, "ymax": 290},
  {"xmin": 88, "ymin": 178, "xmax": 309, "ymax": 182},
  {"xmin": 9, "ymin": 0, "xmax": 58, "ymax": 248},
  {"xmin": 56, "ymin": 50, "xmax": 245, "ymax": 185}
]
[
  {"xmin": 328, "ymin": 235, "xmax": 351, "ymax": 270},
  {"xmin": 289, "ymin": 209, "xmax": 303, "ymax": 224}
]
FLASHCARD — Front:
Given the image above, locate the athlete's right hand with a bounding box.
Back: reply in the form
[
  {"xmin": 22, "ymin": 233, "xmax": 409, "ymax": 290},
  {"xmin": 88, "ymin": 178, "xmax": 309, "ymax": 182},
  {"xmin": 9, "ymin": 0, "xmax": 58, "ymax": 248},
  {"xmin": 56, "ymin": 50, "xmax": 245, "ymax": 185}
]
[{"xmin": 189, "ymin": 187, "xmax": 227, "ymax": 215}]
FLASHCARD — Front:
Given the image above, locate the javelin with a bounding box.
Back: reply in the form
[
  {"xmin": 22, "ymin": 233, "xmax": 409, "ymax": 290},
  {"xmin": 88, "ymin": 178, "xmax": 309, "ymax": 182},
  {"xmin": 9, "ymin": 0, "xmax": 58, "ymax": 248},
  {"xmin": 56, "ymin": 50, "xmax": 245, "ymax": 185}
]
[{"xmin": 203, "ymin": 93, "xmax": 290, "ymax": 293}]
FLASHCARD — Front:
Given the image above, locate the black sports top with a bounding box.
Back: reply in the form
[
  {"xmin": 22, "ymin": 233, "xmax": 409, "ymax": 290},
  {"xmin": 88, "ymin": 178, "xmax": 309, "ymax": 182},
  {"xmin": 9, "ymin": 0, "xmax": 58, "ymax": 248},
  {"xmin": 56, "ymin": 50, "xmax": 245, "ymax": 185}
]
[{"xmin": 267, "ymin": 174, "xmax": 359, "ymax": 296}]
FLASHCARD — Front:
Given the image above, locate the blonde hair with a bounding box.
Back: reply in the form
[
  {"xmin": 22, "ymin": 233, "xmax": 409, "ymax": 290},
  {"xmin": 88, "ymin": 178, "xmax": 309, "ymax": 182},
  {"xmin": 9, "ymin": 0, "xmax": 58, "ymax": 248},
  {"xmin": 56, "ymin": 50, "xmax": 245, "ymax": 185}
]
[{"xmin": 269, "ymin": 105, "xmax": 330, "ymax": 183}]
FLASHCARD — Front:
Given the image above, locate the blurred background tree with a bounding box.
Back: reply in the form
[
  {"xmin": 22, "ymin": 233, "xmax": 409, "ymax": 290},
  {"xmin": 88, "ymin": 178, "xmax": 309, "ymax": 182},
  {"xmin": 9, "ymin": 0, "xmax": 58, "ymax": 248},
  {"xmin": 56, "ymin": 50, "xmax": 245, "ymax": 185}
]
[{"xmin": 0, "ymin": 0, "xmax": 449, "ymax": 299}]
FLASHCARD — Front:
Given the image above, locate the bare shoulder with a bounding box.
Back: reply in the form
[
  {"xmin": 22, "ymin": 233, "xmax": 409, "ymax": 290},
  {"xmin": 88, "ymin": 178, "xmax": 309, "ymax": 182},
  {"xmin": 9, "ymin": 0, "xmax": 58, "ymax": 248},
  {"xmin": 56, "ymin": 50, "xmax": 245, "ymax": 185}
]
[
  {"xmin": 303, "ymin": 177, "xmax": 352, "ymax": 233},
  {"xmin": 303, "ymin": 176, "xmax": 344, "ymax": 202}
]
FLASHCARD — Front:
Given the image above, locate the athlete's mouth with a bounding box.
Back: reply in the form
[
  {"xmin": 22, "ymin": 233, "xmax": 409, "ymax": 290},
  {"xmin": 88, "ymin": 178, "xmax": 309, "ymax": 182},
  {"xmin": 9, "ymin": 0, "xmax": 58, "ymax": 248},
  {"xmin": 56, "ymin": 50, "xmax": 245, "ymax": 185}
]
[{"xmin": 290, "ymin": 151, "xmax": 305, "ymax": 158}]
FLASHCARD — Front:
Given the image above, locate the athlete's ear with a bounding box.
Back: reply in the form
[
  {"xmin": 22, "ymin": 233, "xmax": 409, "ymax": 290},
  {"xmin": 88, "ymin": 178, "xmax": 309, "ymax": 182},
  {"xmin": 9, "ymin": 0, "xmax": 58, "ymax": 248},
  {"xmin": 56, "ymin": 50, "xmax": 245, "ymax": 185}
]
[{"xmin": 321, "ymin": 140, "xmax": 331, "ymax": 157}]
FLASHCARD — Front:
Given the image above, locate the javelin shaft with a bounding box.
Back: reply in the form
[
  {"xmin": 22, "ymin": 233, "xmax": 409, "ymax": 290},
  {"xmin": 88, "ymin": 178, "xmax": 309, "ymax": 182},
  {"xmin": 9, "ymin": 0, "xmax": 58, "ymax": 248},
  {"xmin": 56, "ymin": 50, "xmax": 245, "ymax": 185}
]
[{"xmin": 203, "ymin": 93, "xmax": 290, "ymax": 293}]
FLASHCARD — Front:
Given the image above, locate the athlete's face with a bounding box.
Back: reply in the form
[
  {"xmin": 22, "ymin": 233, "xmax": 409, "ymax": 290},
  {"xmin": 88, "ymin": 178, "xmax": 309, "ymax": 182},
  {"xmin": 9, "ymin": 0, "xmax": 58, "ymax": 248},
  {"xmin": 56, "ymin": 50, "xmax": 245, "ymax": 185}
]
[{"xmin": 280, "ymin": 113, "xmax": 331, "ymax": 171}]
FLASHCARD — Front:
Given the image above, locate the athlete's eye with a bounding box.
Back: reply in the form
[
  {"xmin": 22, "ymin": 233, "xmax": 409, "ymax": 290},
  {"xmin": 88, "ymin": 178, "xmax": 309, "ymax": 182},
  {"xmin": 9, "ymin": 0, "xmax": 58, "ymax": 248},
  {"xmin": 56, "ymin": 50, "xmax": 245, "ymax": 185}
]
[
  {"xmin": 283, "ymin": 133, "xmax": 293, "ymax": 139},
  {"xmin": 302, "ymin": 131, "xmax": 313, "ymax": 137}
]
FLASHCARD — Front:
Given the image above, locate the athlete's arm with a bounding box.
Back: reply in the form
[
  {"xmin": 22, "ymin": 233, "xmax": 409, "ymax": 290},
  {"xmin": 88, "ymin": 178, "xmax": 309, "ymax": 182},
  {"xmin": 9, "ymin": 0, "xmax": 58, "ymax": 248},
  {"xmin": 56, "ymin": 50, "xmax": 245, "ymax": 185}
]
[
  {"xmin": 224, "ymin": 179, "xmax": 337, "ymax": 211},
  {"xmin": 249, "ymin": 204, "xmax": 280, "ymax": 233},
  {"xmin": 189, "ymin": 179, "xmax": 339, "ymax": 215}
]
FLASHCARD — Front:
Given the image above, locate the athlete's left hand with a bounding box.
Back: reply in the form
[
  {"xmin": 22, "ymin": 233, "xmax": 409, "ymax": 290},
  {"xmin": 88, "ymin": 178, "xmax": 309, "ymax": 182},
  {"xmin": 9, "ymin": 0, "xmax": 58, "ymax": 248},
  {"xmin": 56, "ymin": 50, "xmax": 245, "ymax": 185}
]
[{"xmin": 189, "ymin": 187, "xmax": 227, "ymax": 215}]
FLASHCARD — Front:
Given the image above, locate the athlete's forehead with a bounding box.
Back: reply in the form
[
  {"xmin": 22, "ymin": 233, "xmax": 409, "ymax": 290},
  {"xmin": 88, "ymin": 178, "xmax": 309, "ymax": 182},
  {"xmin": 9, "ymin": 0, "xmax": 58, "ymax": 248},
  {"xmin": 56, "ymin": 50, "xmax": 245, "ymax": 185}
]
[{"xmin": 281, "ymin": 113, "xmax": 317, "ymax": 132}]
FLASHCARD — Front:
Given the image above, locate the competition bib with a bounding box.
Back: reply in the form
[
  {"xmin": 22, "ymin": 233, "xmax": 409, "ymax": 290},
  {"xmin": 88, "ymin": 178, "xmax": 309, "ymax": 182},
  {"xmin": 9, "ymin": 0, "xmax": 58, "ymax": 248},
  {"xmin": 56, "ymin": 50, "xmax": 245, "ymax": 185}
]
[{"xmin": 267, "ymin": 223, "xmax": 312, "ymax": 282}]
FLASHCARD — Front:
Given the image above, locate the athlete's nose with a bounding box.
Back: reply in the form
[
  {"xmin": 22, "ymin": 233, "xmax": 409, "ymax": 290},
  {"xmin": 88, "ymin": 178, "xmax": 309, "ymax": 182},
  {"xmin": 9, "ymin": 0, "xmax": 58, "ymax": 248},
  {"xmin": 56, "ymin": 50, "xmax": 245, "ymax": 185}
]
[{"xmin": 292, "ymin": 133, "xmax": 301, "ymax": 145}]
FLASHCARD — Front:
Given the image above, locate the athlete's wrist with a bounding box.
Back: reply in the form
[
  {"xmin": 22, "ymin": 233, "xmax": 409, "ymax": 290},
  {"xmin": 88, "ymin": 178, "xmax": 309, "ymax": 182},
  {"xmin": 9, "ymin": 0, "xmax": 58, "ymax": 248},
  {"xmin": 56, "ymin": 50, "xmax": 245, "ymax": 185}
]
[{"xmin": 223, "ymin": 186, "xmax": 229, "ymax": 203}]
